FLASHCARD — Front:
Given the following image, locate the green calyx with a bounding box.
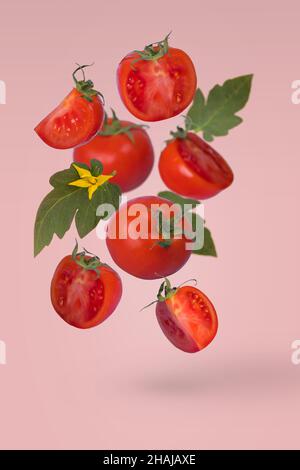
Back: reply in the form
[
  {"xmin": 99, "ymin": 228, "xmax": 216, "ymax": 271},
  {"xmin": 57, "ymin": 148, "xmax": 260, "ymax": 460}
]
[
  {"xmin": 141, "ymin": 278, "xmax": 197, "ymax": 311},
  {"xmin": 72, "ymin": 241, "xmax": 106, "ymax": 277},
  {"xmin": 131, "ymin": 32, "xmax": 171, "ymax": 66},
  {"xmin": 72, "ymin": 63, "xmax": 104, "ymax": 103},
  {"xmin": 156, "ymin": 191, "xmax": 218, "ymax": 258},
  {"xmin": 153, "ymin": 209, "xmax": 185, "ymax": 249},
  {"xmin": 156, "ymin": 278, "xmax": 177, "ymax": 301},
  {"xmin": 140, "ymin": 278, "xmax": 177, "ymax": 310},
  {"xmin": 98, "ymin": 109, "xmax": 148, "ymax": 143},
  {"xmin": 157, "ymin": 278, "xmax": 197, "ymax": 301},
  {"xmin": 169, "ymin": 126, "xmax": 188, "ymax": 141}
]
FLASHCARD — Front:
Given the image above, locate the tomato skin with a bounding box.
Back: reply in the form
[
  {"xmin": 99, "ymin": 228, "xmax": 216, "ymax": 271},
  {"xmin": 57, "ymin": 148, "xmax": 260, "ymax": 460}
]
[
  {"xmin": 106, "ymin": 196, "xmax": 191, "ymax": 280},
  {"xmin": 73, "ymin": 119, "xmax": 154, "ymax": 192},
  {"xmin": 156, "ymin": 286, "xmax": 218, "ymax": 353},
  {"xmin": 159, "ymin": 133, "xmax": 234, "ymax": 199},
  {"xmin": 50, "ymin": 255, "xmax": 122, "ymax": 329},
  {"xmin": 35, "ymin": 88, "xmax": 104, "ymax": 150},
  {"xmin": 117, "ymin": 48, "xmax": 197, "ymax": 121}
]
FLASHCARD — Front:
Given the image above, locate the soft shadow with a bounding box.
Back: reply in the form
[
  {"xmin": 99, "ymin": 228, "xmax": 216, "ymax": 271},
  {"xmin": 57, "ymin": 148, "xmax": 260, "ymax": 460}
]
[{"xmin": 130, "ymin": 357, "xmax": 300, "ymax": 397}]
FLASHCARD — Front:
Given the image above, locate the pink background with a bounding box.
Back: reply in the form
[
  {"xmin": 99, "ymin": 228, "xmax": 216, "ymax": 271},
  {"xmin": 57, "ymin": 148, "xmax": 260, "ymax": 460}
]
[{"xmin": 0, "ymin": 0, "xmax": 300, "ymax": 450}]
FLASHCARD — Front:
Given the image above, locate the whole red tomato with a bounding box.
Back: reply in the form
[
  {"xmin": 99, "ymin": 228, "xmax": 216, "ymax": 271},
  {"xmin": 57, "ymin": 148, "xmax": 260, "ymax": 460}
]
[
  {"xmin": 35, "ymin": 65, "xmax": 104, "ymax": 150},
  {"xmin": 106, "ymin": 196, "xmax": 191, "ymax": 279},
  {"xmin": 117, "ymin": 34, "xmax": 197, "ymax": 122},
  {"xmin": 51, "ymin": 244, "xmax": 122, "ymax": 329},
  {"xmin": 159, "ymin": 132, "xmax": 234, "ymax": 199},
  {"xmin": 154, "ymin": 279, "xmax": 218, "ymax": 353},
  {"xmin": 73, "ymin": 111, "xmax": 154, "ymax": 192}
]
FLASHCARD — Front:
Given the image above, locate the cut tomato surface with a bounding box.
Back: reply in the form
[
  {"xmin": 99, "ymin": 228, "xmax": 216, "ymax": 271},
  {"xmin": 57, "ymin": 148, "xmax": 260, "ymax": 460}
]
[
  {"xmin": 35, "ymin": 65, "xmax": 104, "ymax": 149},
  {"xmin": 155, "ymin": 282, "xmax": 218, "ymax": 353},
  {"xmin": 117, "ymin": 43, "xmax": 196, "ymax": 121},
  {"xmin": 51, "ymin": 253, "xmax": 122, "ymax": 329}
]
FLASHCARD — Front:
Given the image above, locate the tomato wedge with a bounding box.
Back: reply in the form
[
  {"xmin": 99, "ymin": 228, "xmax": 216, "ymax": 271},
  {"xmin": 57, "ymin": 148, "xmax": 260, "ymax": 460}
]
[{"xmin": 35, "ymin": 64, "xmax": 104, "ymax": 149}]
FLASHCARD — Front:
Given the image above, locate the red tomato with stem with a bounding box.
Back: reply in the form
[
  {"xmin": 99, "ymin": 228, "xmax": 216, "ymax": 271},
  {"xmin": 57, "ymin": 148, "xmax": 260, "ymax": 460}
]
[
  {"xmin": 153, "ymin": 279, "xmax": 218, "ymax": 353},
  {"xmin": 106, "ymin": 196, "xmax": 192, "ymax": 280},
  {"xmin": 35, "ymin": 64, "xmax": 104, "ymax": 150},
  {"xmin": 73, "ymin": 110, "xmax": 154, "ymax": 192},
  {"xmin": 51, "ymin": 244, "xmax": 122, "ymax": 329},
  {"xmin": 117, "ymin": 34, "xmax": 197, "ymax": 122},
  {"xmin": 159, "ymin": 131, "xmax": 234, "ymax": 199}
]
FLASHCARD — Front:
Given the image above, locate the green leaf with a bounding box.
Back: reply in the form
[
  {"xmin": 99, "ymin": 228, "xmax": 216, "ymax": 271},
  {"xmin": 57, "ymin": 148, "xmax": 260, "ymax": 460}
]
[
  {"xmin": 185, "ymin": 89, "xmax": 205, "ymax": 130},
  {"xmin": 186, "ymin": 74, "xmax": 253, "ymax": 141},
  {"xmin": 34, "ymin": 162, "xmax": 121, "ymax": 256},
  {"xmin": 75, "ymin": 182, "xmax": 120, "ymax": 238},
  {"xmin": 157, "ymin": 191, "xmax": 217, "ymax": 257},
  {"xmin": 49, "ymin": 166, "xmax": 79, "ymax": 188},
  {"xmin": 193, "ymin": 227, "xmax": 217, "ymax": 257},
  {"xmin": 34, "ymin": 186, "xmax": 83, "ymax": 256},
  {"xmin": 158, "ymin": 191, "xmax": 201, "ymax": 209}
]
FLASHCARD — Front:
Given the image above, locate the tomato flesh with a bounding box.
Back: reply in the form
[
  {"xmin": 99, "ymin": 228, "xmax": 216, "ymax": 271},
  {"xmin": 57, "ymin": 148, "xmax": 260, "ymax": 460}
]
[
  {"xmin": 159, "ymin": 133, "xmax": 234, "ymax": 199},
  {"xmin": 125, "ymin": 62, "xmax": 186, "ymax": 118},
  {"xmin": 118, "ymin": 48, "xmax": 197, "ymax": 121},
  {"xmin": 178, "ymin": 136, "xmax": 233, "ymax": 186},
  {"xmin": 35, "ymin": 89, "xmax": 104, "ymax": 149},
  {"xmin": 51, "ymin": 256, "xmax": 122, "ymax": 329},
  {"xmin": 156, "ymin": 286, "xmax": 218, "ymax": 353},
  {"xmin": 54, "ymin": 269, "xmax": 104, "ymax": 325},
  {"xmin": 156, "ymin": 301, "xmax": 199, "ymax": 353}
]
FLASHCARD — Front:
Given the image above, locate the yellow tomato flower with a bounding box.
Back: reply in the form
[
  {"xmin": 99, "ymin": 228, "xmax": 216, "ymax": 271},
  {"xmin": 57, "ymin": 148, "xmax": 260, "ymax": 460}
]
[{"xmin": 69, "ymin": 164, "xmax": 115, "ymax": 200}]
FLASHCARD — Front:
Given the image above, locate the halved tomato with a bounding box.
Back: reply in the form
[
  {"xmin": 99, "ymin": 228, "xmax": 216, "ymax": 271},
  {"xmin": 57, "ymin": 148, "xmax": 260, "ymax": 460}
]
[
  {"xmin": 155, "ymin": 279, "xmax": 218, "ymax": 353},
  {"xmin": 51, "ymin": 245, "xmax": 122, "ymax": 329},
  {"xmin": 117, "ymin": 34, "xmax": 197, "ymax": 121}
]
